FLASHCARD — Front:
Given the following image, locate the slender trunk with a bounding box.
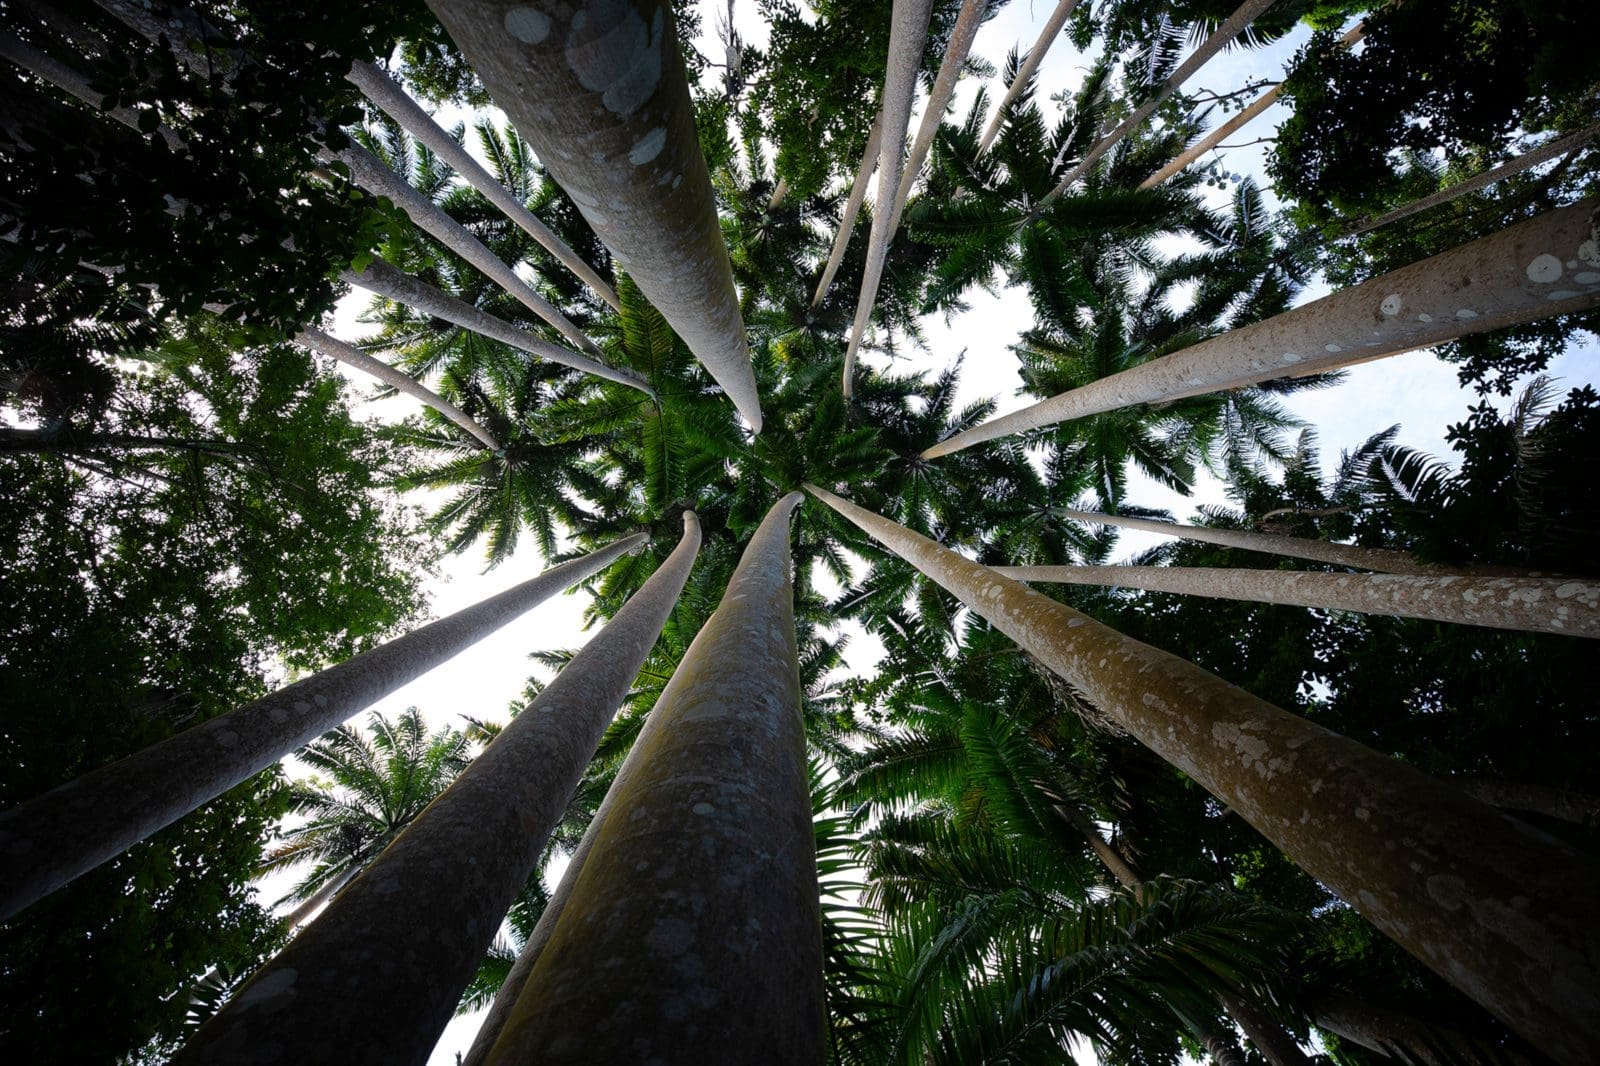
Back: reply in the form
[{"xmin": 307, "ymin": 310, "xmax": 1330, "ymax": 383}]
[
  {"xmin": 276, "ymin": 862, "xmax": 360, "ymax": 932},
  {"xmin": 427, "ymin": 1, "xmax": 762, "ymax": 432},
  {"xmin": 1048, "ymin": 508, "xmax": 1439, "ymax": 575},
  {"xmin": 767, "ymin": 175, "xmax": 790, "ymax": 212},
  {"xmin": 0, "ymin": 427, "xmax": 247, "ymax": 458},
  {"xmin": 843, "ymin": 0, "xmax": 935, "ymax": 399},
  {"xmin": 1139, "ymin": 22, "xmax": 1366, "ymax": 190},
  {"xmin": 805, "ymin": 484, "xmax": 1600, "ymax": 1064},
  {"xmin": 923, "ymin": 200, "xmax": 1600, "ymax": 458},
  {"xmin": 1197, "ymin": 1024, "xmax": 1246, "ymax": 1066},
  {"xmin": 0, "ymin": 30, "xmax": 184, "ymax": 150},
  {"xmin": 1040, "ymin": 0, "xmax": 1278, "ymax": 208},
  {"xmin": 295, "ymin": 326, "xmax": 501, "ymax": 449},
  {"xmin": 1060, "ymin": 805, "xmax": 1141, "ymax": 889},
  {"xmin": 0, "ymin": 534, "xmax": 647, "ymax": 922},
  {"xmin": 484, "ymin": 494, "xmax": 824, "ymax": 1065},
  {"xmin": 1454, "ymin": 779, "xmax": 1600, "ymax": 827},
  {"xmin": 1342, "ymin": 123, "xmax": 1600, "ymax": 240},
  {"xmin": 995, "ymin": 564, "xmax": 1600, "ymax": 639},
  {"xmin": 888, "ymin": 0, "xmax": 987, "ymax": 235},
  {"xmin": 812, "ymin": 109, "xmax": 884, "ymax": 309},
  {"xmin": 344, "ymin": 60, "xmax": 622, "ymax": 312},
  {"xmin": 1219, "ymin": 993, "xmax": 1314, "ymax": 1066},
  {"xmin": 178, "ymin": 518, "xmax": 700, "ymax": 1066},
  {"xmin": 1314, "ymin": 994, "xmax": 1534, "ymax": 1066},
  {"xmin": 344, "ymin": 257, "xmax": 650, "ymax": 393},
  {"xmin": 976, "ymin": 0, "xmax": 1080, "ymax": 154}
]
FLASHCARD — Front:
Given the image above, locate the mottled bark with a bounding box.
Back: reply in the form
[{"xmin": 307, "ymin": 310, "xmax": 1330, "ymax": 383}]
[
  {"xmin": 924, "ymin": 200, "xmax": 1600, "ymax": 458},
  {"xmin": 805, "ymin": 484, "xmax": 1600, "ymax": 1064},
  {"xmin": 427, "ymin": 1, "xmax": 762, "ymax": 431},
  {"xmin": 1040, "ymin": 0, "xmax": 1278, "ymax": 208},
  {"xmin": 813, "ymin": 110, "xmax": 884, "ymax": 309},
  {"xmin": 0, "ymin": 534, "xmax": 646, "ymax": 922},
  {"xmin": 995, "ymin": 564, "xmax": 1600, "ymax": 639},
  {"xmin": 1314, "ymin": 994, "xmax": 1534, "ymax": 1066},
  {"xmin": 976, "ymin": 0, "xmax": 1080, "ymax": 154},
  {"xmin": 295, "ymin": 326, "xmax": 502, "ymax": 448},
  {"xmin": 484, "ymin": 493, "xmax": 824, "ymax": 1065},
  {"xmin": 888, "ymin": 0, "xmax": 987, "ymax": 234},
  {"xmin": 177, "ymin": 518, "xmax": 699, "ymax": 1066},
  {"xmin": 842, "ymin": 0, "xmax": 934, "ymax": 399},
  {"xmin": 345, "ymin": 60, "xmax": 621, "ymax": 311},
  {"xmin": 1049, "ymin": 508, "xmax": 1439, "ymax": 575},
  {"xmin": 1454, "ymin": 779, "xmax": 1600, "ymax": 827},
  {"xmin": 344, "ymin": 257, "xmax": 649, "ymax": 392}
]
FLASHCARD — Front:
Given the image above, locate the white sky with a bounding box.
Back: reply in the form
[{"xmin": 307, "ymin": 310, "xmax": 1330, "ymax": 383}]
[{"xmin": 294, "ymin": 3, "xmax": 1598, "ymax": 1061}]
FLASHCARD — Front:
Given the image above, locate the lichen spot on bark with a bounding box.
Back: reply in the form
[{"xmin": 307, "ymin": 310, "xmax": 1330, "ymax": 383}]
[
  {"xmin": 566, "ymin": 1, "xmax": 665, "ymax": 116},
  {"xmin": 503, "ymin": 7, "xmax": 551, "ymax": 44},
  {"xmin": 629, "ymin": 126, "xmax": 667, "ymax": 165},
  {"xmin": 1525, "ymin": 253, "xmax": 1564, "ymax": 283},
  {"xmin": 1380, "ymin": 293, "xmax": 1402, "ymax": 316}
]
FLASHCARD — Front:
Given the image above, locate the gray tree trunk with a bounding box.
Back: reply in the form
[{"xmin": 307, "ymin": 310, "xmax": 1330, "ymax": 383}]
[
  {"xmin": 0, "ymin": 30, "xmax": 183, "ymax": 149},
  {"xmin": 1040, "ymin": 0, "xmax": 1279, "ymax": 208},
  {"xmin": 805, "ymin": 484, "xmax": 1600, "ymax": 1064},
  {"xmin": 177, "ymin": 518, "xmax": 701, "ymax": 1066},
  {"xmin": 976, "ymin": 0, "xmax": 1081, "ymax": 154},
  {"xmin": 0, "ymin": 534, "xmax": 646, "ymax": 922},
  {"xmin": 924, "ymin": 200, "xmax": 1600, "ymax": 458},
  {"xmin": 843, "ymin": 0, "xmax": 935, "ymax": 399},
  {"xmin": 426, "ymin": 0, "xmax": 763, "ymax": 431},
  {"xmin": 995, "ymin": 563, "xmax": 1600, "ymax": 639},
  {"xmin": 344, "ymin": 257, "xmax": 650, "ymax": 392},
  {"xmin": 888, "ymin": 0, "xmax": 988, "ymax": 235},
  {"xmin": 813, "ymin": 110, "xmax": 884, "ymax": 309},
  {"xmin": 295, "ymin": 326, "xmax": 502, "ymax": 448},
  {"xmin": 482, "ymin": 493, "xmax": 825, "ymax": 1065},
  {"xmin": 275, "ymin": 862, "xmax": 360, "ymax": 933},
  {"xmin": 344, "ymin": 60, "xmax": 622, "ymax": 311},
  {"xmin": 1219, "ymin": 993, "xmax": 1313, "ymax": 1066},
  {"xmin": 1314, "ymin": 994, "xmax": 1534, "ymax": 1066}
]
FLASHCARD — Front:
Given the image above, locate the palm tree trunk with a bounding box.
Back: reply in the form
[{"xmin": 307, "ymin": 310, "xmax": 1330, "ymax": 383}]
[
  {"xmin": 344, "ymin": 60, "xmax": 622, "ymax": 312},
  {"xmin": 804, "ymin": 484, "xmax": 1600, "ymax": 1064},
  {"xmin": 1060, "ymin": 805, "xmax": 1142, "ymax": 889},
  {"xmin": 888, "ymin": 0, "xmax": 988, "ymax": 235},
  {"xmin": 813, "ymin": 110, "xmax": 884, "ymax": 309},
  {"xmin": 177, "ymin": 518, "xmax": 701, "ymax": 1066},
  {"xmin": 923, "ymin": 199, "xmax": 1600, "ymax": 458},
  {"xmin": 1039, "ymin": 0, "xmax": 1279, "ymax": 209},
  {"xmin": 976, "ymin": 0, "xmax": 1080, "ymax": 154},
  {"xmin": 0, "ymin": 533, "xmax": 647, "ymax": 923},
  {"xmin": 325, "ymin": 142, "xmax": 605, "ymax": 360},
  {"xmin": 995, "ymin": 564, "xmax": 1600, "ymax": 639},
  {"xmin": 426, "ymin": 0, "xmax": 763, "ymax": 432},
  {"xmin": 1049, "ymin": 507, "xmax": 1439, "ymax": 574},
  {"xmin": 1219, "ymin": 993, "xmax": 1314, "ymax": 1066},
  {"xmin": 1139, "ymin": 22, "xmax": 1366, "ymax": 190},
  {"xmin": 767, "ymin": 175, "xmax": 790, "ymax": 212},
  {"xmin": 1313, "ymin": 994, "xmax": 1534, "ymax": 1066},
  {"xmin": 483, "ymin": 493, "xmax": 824, "ymax": 1065},
  {"xmin": 344, "ymin": 257, "xmax": 650, "ymax": 393},
  {"xmin": 295, "ymin": 326, "xmax": 502, "ymax": 448},
  {"xmin": 843, "ymin": 0, "xmax": 935, "ymax": 399},
  {"xmin": 276, "ymin": 862, "xmax": 360, "ymax": 932}
]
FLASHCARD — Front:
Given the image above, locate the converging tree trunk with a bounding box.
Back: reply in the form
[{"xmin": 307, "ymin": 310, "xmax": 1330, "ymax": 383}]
[
  {"xmin": 842, "ymin": 0, "xmax": 934, "ymax": 399},
  {"xmin": 888, "ymin": 0, "xmax": 987, "ymax": 235},
  {"xmin": 481, "ymin": 493, "xmax": 824, "ymax": 1066},
  {"xmin": 0, "ymin": 534, "xmax": 647, "ymax": 922},
  {"xmin": 924, "ymin": 199, "xmax": 1600, "ymax": 458},
  {"xmin": 276, "ymin": 863, "xmax": 360, "ymax": 933},
  {"xmin": 1313, "ymin": 994, "xmax": 1535, "ymax": 1066},
  {"xmin": 805, "ymin": 484, "xmax": 1600, "ymax": 1064},
  {"xmin": 344, "ymin": 257, "xmax": 650, "ymax": 392},
  {"xmin": 296, "ymin": 326, "xmax": 503, "ymax": 448},
  {"xmin": 813, "ymin": 109, "xmax": 884, "ymax": 309},
  {"xmin": 426, "ymin": 0, "xmax": 763, "ymax": 431},
  {"xmin": 976, "ymin": 0, "xmax": 1080, "ymax": 154},
  {"xmin": 1039, "ymin": 0, "xmax": 1278, "ymax": 208},
  {"xmin": 344, "ymin": 60, "xmax": 622, "ymax": 311},
  {"xmin": 994, "ymin": 564, "xmax": 1600, "ymax": 639},
  {"xmin": 177, "ymin": 517, "xmax": 701, "ymax": 1066}
]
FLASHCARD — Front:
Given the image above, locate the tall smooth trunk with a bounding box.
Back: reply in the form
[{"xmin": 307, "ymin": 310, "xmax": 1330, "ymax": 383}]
[
  {"xmin": 344, "ymin": 257, "xmax": 649, "ymax": 392},
  {"xmin": 924, "ymin": 200, "xmax": 1600, "ymax": 458},
  {"xmin": 812, "ymin": 110, "xmax": 884, "ymax": 309},
  {"xmin": 888, "ymin": 0, "xmax": 988, "ymax": 235},
  {"xmin": 976, "ymin": 0, "xmax": 1080, "ymax": 154},
  {"xmin": 0, "ymin": 535, "xmax": 646, "ymax": 922},
  {"xmin": 344, "ymin": 60, "xmax": 622, "ymax": 311},
  {"xmin": 1040, "ymin": 0, "xmax": 1278, "ymax": 207},
  {"xmin": 1140, "ymin": 22, "xmax": 1366, "ymax": 190},
  {"xmin": 177, "ymin": 518, "xmax": 701, "ymax": 1066},
  {"xmin": 843, "ymin": 0, "xmax": 935, "ymax": 399},
  {"xmin": 275, "ymin": 862, "xmax": 360, "ymax": 933},
  {"xmin": 0, "ymin": 30, "xmax": 183, "ymax": 149},
  {"xmin": 295, "ymin": 326, "xmax": 502, "ymax": 448},
  {"xmin": 483, "ymin": 493, "xmax": 824, "ymax": 1065},
  {"xmin": 805, "ymin": 484, "xmax": 1600, "ymax": 1064},
  {"xmin": 427, "ymin": 0, "xmax": 762, "ymax": 432},
  {"xmin": 994, "ymin": 564, "xmax": 1600, "ymax": 639}
]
